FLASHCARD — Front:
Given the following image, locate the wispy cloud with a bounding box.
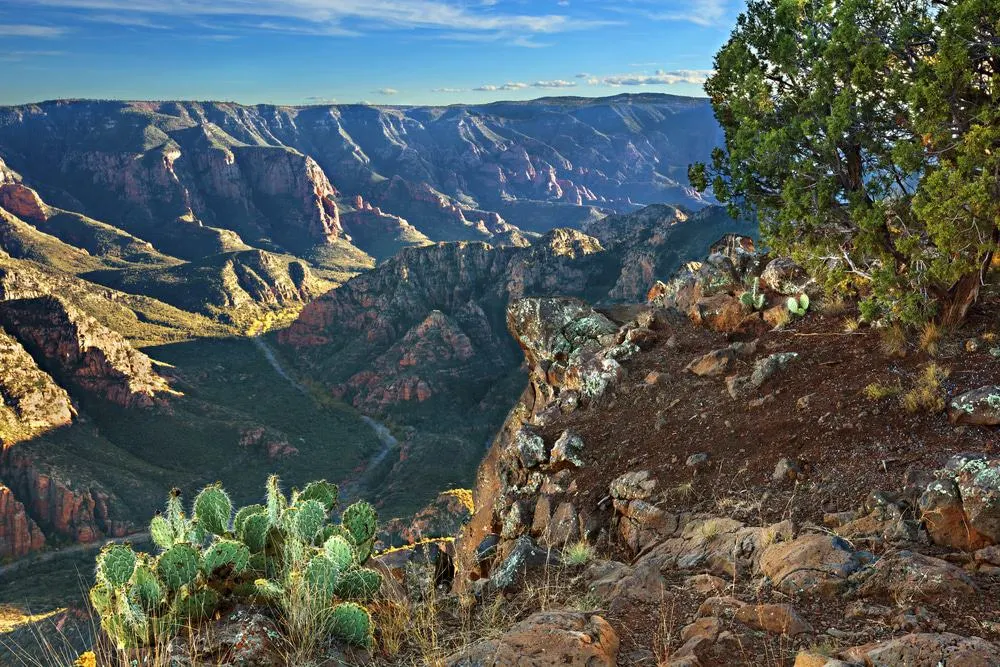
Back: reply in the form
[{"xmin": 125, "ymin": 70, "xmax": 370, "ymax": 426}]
[
  {"xmin": 611, "ymin": 0, "xmax": 730, "ymax": 27},
  {"xmin": 600, "ymin": 69, "xmax": 713, "ymax": 86},
  {"xmin": 0, "ymin": 49, "xmax": 66, "ymax": 61},
  {"xmin": 473, "ymin": 82, "xmax": 529, "ymax": 92},
  {"xmin": 431, "ymin": 87, "xmax": 466, "ymax": 93},
  {"xmin": 375, "ymin": 87, "xmax": 399, "ymax": 95},
  {"xmin": 531, "ymin": 79, "xmax": 576, "ymax": 89},
  {"xmin": 16, "ymin": 0, "xmax": 614, "ymax": 43},
  {"xmin": 0, "ymin": 23, "xmax": 68, "ymax": 37}
]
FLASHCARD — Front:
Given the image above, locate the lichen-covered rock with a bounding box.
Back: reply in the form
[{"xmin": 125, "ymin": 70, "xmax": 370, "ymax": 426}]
[
  {"xmin": 727, "ymin": 352, "xmax": 799, "ymax": 399},
  {"xmin": 444, "ymin": 611, "xmax": 619, "ymax": 666},
  {"xmin": 948, "ymin": 386, "xmax": 1000, "ymax": 425},
  {"xmin": 919, "ymin": 477, "xmax": 991, "ymax": 551},
  {"xmin": 852, "ymin": 551, "xmax": 977, "ymax": 603},
  {"xmin": 761, "ymin": 257, "xmax": 811, "ymax": 295},
  {"xmin": 956, "ymin": 459, "xmax": 1000, "ymax": 542},
  {"xmin": 610, "ymin": 470, "xmax": 657, "ymax": 501},
  {"xmin": 491, "ymin": 536, "xmax": 557, "ymax": 590},
  {"xmin": 549, "ymin": 430, "xmax": 584, "ymax": 469},
  {"xmin": 852, "ymin": 632, "xmax": 1000, "ymax": 667}
]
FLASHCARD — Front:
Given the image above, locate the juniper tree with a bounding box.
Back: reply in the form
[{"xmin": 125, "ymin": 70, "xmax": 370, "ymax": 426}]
[{"xmin": 690, "ymin": 0, "xmax": 1000, "ymax": 326}]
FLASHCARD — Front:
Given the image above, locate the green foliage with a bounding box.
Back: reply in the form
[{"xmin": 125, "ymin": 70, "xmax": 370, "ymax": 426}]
[
  {"xmin": 739, "ymin": 278, "xmax": 766, "ymax": 310},
  {"xmin": 202, "ymin": 539, "xmax": 250, "ymax": 576},
  {"xmin": 156, "ymin": 543, "xmax": 200, "ymax": 591},
  {"xmin": 330, "ymin": 602, "xmax": 374, "ymax": 648},
  {"xmin": 342, "ymin": 501, "xmax": 378, "ymax": 561},
  {"xmin": 96, "ymin": 544, "xmax": 136, "ymax": 588},
  {"xmin": 691, "ymin": 0, "xmax": 1000, "ymax": 326},
  {"xmin": 193, "ymin": 483, "xmax": 232, "ymax": 536},
  {"xmin": 787, "ymin": 294, "xmax": 810, "ymax": 317},
  {"xmin": 89, "ymin": 477, "xmax": 382, "ymax": 658}
]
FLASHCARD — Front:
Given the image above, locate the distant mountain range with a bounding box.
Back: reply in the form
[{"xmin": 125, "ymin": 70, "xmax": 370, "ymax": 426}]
[{"xmin": 0, "ymin": 94, "xmax": 750, "ymax": 566}]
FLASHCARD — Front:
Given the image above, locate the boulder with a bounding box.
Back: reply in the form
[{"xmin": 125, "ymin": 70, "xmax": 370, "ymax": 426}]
[
  {"xmin": 854, "ymin": 632, "xmax": 1000, "ymax": 667},
  {"xmin": 956, "ymin": 459, "xmax": 1000, "ymax": 542},
  {"xmin": 852, "ymin": 551, "xmax": 977, "ymax": 603},
  {"xmin": 948, "ymin": 386, "xmax": 1000, "ymax": 425},
  {"xmin": 491, "ymin": 536, "xmax": 558, "ymax": 589},
  {"xmin": 549, "ymin": 430, "xmax": 585, "ymax": 469},
  {"xmin": 761, "ymin": 257, "xmax": 811, "ymax": 295},
  {"xmin": 760, "ymin": 533, "xmax": 862, "ymax": 597},
  {"xmin": 444, "ymin": 611, "xmax": 619, "ymax": 666},
  {"xmin": 686, "ymin": 348, "xmax": 736, "ymax": 377},
  {"xmin": 919, "ymin": 478, "xmax": 990, "ymax": 551},
  {"xmin": 609, "ymin": 470, "xmax": 657, "ymax": 501}
]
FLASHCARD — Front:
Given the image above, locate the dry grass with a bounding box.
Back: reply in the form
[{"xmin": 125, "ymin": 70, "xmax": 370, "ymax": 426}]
[
  {"xmin": 919, "ymin": 321, "xmax": 942, "ymax": 356},
  {"xmin": 562, "ymin": 542, "xmax": 596, "ymax": 567},
  {"xmin": 880, "ymin": 325, "xmax": 908, "ymax": 358},
  {"xmin": 842, "ymin": 317, "xmax": 860, "ymax": 333},
  {"xmin": 863, "ymin": 382, "xmax": 902, "ymax": 401},
  {"xmin": 901, "ymin": 363, "xmax": 950, "ymax": 414}
]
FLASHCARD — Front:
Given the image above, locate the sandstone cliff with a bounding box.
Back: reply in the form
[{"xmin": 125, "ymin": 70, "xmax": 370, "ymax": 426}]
[{"xmin": 0, "ymin": 296, "xmax": 170, "ymax": 408}]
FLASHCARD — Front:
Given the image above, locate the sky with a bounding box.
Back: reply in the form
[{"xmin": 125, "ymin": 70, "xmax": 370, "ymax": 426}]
[{"xmin": 0, "ymin": 0, "xmax": 745, "ymax": 106}]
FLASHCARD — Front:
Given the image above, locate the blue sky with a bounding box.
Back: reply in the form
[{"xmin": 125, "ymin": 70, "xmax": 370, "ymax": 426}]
[{"xmin": 0, "ymin": 1, "xmax": 744, "ymax": 106}]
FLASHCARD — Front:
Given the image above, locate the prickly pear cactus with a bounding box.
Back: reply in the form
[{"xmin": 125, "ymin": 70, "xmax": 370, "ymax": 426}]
[
  {"xmin": 305, "ymin": 555, "xmax": 341, "ymax": 599},
  {"xmin": 234, "ymin": 503, "xmax": 265, "ymax": 535},
  {"xmin": 323, "ymin": 534, "xmax": 356, "ymax": 571},
  {"xmin": 97, "ymin": 544, "xmax": 136, "ymax": 588},
  {"xmin": 341, "ymin": 501, "xmax": 377, "ymax": 562},
  {"xmin": 299, "ymin": 480, "xmax": 339, "ymax": 511},
  {"xmin": 292, "ymin": 499, "xmax": 327, "ymax": 543},
  {"xmin": 171, "ymin": 585, "xmax": 219, "ymax": 622},
  {"xmin": 335, "ymin": 568, "xmax": 382, "ymax": 603},
  {"xmin": 202, "ymin": 539, "xmax": 250, "ymax": 576},
  {"xmin": 330, "ymin": 602, "xmax": 374, "ymax": 648},
  {"xmin": 157, "ymin": 543, "xmax": 200, "ymax": 591},
  {"xmin": 239, "ymin": 511, "xmax": 271, "ymax": 553},
  {"xmin": 266, "ymin": 475, "xmax": 287, "ymax": 527},
  {"xmin": 194, "ymin": 483, "xmax": 232, "ymax": 536},
  {"xmin": 130, "ymin": 557, "xmax": 163, "ymax": 611}
]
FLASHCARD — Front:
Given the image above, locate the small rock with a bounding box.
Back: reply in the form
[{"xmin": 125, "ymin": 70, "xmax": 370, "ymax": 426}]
[
  {"xmin": 491, "ymin": 536, "xmax": 558, "ymax": 590},
  {"xmin": 685, "ymin": 348, "xmax": 736, "ymax": 377},
  {"xmin": 686, "ymin": 452, "xmax": 710, "ymax": 469},
  {"xmin": 514, "ymin": 427, "xmax": 548, "ymax": 469},
  {"xmin": 948, "ymin": 386, "xmax": 1000, "ymax": 426},
  {"xmin": 550, "ymin": 430, "xmax": 585, "ymax": 469},
  {"xmin": 773, "ymin": 457, "xmax": 804, "ymax": 484},
  {"xmin": 609, "ymin": 470, "xmax": 657, "ymax": 501}
]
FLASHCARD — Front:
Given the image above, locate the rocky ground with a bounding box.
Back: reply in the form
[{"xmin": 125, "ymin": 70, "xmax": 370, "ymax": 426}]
[{"xmin": 433, "ymin": 242, "xmax": 1000, "ymax": 666}]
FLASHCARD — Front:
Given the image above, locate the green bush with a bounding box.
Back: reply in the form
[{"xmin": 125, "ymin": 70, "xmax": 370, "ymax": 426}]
[{"xmin": 89, "ymin": 476, "xmax": 380, "ymax": 652}]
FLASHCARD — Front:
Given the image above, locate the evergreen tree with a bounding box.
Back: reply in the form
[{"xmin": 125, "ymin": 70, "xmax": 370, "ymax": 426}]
[{"xmin": 691, "ymin": 0, "xmax": 999, "ymax": 325}]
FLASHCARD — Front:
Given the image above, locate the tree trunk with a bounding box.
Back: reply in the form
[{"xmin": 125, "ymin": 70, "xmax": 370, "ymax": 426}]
[{"xmin": 939, "ymin": 270, "xmax": 984, "ymax": 327}]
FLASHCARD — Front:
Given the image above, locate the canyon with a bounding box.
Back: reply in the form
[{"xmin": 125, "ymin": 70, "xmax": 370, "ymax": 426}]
[{"xmin": 0, "ymin": 93, "xmax": 743, "ymax": 570}]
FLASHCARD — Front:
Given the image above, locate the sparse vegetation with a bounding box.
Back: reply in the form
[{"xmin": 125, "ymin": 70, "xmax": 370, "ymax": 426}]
[
  {"xmin": 786, "ymin": 294, "xmax": 810, "ymax": 317},
  {"xmin": 901, "ymin": 363, "xmax": 950, "ymax": 414},
  {"xmin": 864, "ymin": 382, "xmax": 902, "ymax": 401},
  {"xmin": 880, "ymin": 325, "xmax": 908, "ymax": 358},
  {"xmin": 562, "ymin": 541, "xmax": 596, "ymax": 567},
  {"xmin": 920, "ymin": 321, "xmax": 943, "ymax": 356}
]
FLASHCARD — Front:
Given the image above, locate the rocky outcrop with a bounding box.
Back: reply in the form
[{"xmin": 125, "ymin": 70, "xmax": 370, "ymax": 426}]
[
  {"xmin": 0, "ymin": 183, "xmax": 48, "ymax": 223},
  {"xmin": 1, "ymin": 445, "xmax": 130, "ymax": 543},
  {"xmin": 0, "ymin": 296, "xmax": 170, "ymax": 407},
  {"xmin": 340, "ymin": 194, "xmax": 432, "ymax": 261},
  {"xmin": 0, "ymin": 325, "xmax": 73, "ymax": 445},
  {"xmin": 0, "ymin": 483, "xmax": 45, "ymax": 558},
  {"xmin": 445, "ymin": 611, "xmax": 619, "ymax": 666}
]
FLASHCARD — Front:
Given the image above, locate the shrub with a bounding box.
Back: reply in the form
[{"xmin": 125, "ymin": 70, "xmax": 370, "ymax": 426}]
[
  {"xmin": 901, "ymin": 363, "xmax": 950, "ymax": 414},
  {"xmin": 89, "ymin": 477, "xmax": 380, "ymax": 657},
  {"xmin": 562, "ymin": 541, "xmax": 595, "ymax": 567}
]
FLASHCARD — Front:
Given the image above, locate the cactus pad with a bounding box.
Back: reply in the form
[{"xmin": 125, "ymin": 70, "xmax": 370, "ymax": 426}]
[
  {"xmin": 291, "ymin": 499, "xmax": 326, "ymax": 543},
  {"xmin": 156, "ymin": 543, "xmax": 200, "ymax": 591},
  {"xmin": 266, "ymin": 475, "xmax": 287, "ymax": 526},
  {"xmin": 323, "ymin": 535, "xmax": 356, "ymax": 571},
  {"xmin": 298, "ymin": 480, "xmax": 339, "ymax": 511},
  {"xmin": 342, "ymin": 501, "xmax": 377, "ymax": 561},
  {"xmin": 98, "ymin": 544, "xmax": 136, "ymax": 588},
  {"xmin": 193, "ymin": 484, "xmax": 232, "ymax": 536},
  {"xmin": 330, "ymin": 602, "xmax": 374, "ymax": 647},
  {"xmin": 202, "ymin": 539, "xmax": 250, "ymax": 576},
  {"xmin": 233, "ymin": 503, "xmax": 265, "ymax": 535},
  {"xmin": 239, "ymin": 512, "xmax": 271, "ymax": 553},
  {"xmin": 171, "ymin": 586, "xmax": 219, "ymax": 622},
  {"xmin": 130, "ymin": 559, "xmax": 163, "ymax": 611},
  {"xmin": 305, "ymin": 555, "xmax": 340, "ymax": 600},
  {"xmin": 335, "ymin": 568, "xmax": 383, "ymax": 602}
]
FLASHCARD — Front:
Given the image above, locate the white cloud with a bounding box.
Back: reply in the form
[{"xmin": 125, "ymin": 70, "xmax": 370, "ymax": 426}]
[
  {"xmin": 531, "ymin": 80, "xmax": 577, "ymax": 89},
  {"xmin": 375, "ymin": 87, "xmax": 399, "ymax": 95},
  {"xmin": 0, "ymin": 24, "xmax": 68, "ymax": 37},
  {"xmin": 18, "ymin": 0, "xmax": 614, "ymax": 42},
  {"xmin": 574, "ymin": 72, "xmax": 590, "ymax": 78},
  {"xmin": 610, "ymin": 0, "xmax": 730, "ymax": 27},
  {"xmin": 600, "ymin": 69, "xmax": 713, "ymax": 86},
  {"xmin": 431, "ymin": 87, "xmax": 466, "ymax": 93},
  {"xmin": 0, "ymin": 49, "xmax": 66, "ymax": 61},
  {"xmin": 473, "ymin": 82, "xmax": 529, "ymax": 92}
]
